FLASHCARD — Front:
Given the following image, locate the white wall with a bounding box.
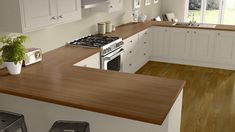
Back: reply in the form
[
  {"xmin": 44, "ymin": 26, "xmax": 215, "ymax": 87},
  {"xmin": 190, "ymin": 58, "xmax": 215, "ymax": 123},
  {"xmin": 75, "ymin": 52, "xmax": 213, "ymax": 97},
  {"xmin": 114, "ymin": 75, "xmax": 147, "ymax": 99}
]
[
  {"xmin": 161, "ymin": 0, "xmax": 188, "ymax": 21},
  {"xmin": 0, "ymin": 0, "xmax": 161, "ymax": 68}
]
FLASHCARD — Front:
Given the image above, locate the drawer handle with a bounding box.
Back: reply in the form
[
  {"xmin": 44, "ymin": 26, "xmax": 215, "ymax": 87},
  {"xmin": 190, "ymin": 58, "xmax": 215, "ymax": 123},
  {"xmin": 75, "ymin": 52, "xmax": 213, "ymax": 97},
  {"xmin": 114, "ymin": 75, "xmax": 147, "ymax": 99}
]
[
  {"xmin": 50, "ymin": 16, "xmax": 56, "ymax": 20},
  {"xmin": 129, "ymin": 51, "xmax": 132, "ymax": 53},
  {"xmin": 194, "ymin": 31, "xmax": 197, "ymax": 34},
  {"xmin": 145, "ymin": 32, "xmax": 148, "ymax": 35},
  {"xmin": 58, "ymin": 15, "xmax": 63, "ymax": 19},
  {"xmin": 144, "ymin": 53, "xmax": 146, "ymax": 56},
  {"xmin": 129, "ymin": 64, "xmax": 132, "ymax": 66},
  {"xmin": 130, "ymin": 40, "xmax": 133, "ymax": 43},
  {"xmin": 187, "ymin": 31, "xmax": 190, "ymax": 33},
  {"xmin": 218, "ymin": 33, "xmax": 221, "ymax": 36},
  {"xmin": 144, "ymin": 42, "xmax": 147, "ymax": 44}
]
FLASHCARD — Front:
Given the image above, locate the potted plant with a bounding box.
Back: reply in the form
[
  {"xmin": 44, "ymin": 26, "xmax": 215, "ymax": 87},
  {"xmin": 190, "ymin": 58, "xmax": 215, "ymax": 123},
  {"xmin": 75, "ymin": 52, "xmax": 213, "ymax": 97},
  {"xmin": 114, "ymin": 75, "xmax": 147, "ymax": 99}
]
[{"xmin": 0, "ymin": 34, "xmax": 28, "ymax": 75}]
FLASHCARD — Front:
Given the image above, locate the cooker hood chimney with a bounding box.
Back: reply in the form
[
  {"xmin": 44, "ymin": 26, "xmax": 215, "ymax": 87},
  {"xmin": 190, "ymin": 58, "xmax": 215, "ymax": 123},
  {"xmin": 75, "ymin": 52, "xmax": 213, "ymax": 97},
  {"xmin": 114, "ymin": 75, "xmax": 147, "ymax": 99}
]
[{"xmin": 81, "ymin": 0, "xmax": 110, "ymax": 9}]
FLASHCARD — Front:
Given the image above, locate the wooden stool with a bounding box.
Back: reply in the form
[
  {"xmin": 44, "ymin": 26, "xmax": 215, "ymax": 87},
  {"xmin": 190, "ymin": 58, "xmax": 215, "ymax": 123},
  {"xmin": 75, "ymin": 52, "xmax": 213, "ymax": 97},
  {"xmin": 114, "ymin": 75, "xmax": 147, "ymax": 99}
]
[
  {"xmin": 49, "ymin": 120, "xmax": 90, "ymax": 132},
  {"xmin": 0, "ymin": 111, "xmax": 28, "ymax": 132}
]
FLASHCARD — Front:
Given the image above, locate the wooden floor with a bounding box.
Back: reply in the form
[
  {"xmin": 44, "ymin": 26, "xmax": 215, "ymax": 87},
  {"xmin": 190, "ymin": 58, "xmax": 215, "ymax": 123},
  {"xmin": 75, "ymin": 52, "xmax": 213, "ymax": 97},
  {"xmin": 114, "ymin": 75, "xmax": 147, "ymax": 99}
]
[{"xmin": 136, "ymin": 61, "xmax": 235, "ymax": 132}]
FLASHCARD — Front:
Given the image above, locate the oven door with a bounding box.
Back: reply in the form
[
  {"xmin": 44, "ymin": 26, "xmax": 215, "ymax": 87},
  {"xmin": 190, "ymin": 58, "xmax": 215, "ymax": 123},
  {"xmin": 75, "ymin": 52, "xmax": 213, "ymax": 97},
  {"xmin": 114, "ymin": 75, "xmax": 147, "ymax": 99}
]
[{"xmin": 102, "ymin": 48, "xmax": 124, "ymax": 71}]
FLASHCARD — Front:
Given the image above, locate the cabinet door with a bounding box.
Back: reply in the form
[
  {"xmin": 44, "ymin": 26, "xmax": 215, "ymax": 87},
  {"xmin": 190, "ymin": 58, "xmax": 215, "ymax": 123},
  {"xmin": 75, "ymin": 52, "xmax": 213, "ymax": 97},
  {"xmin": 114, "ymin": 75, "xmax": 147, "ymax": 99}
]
[
  {"xmin": 191, "ymin": 30, "xmax": 215, "ymax": 61},
  {"xmin": 213, "ymin": 31, "xmax": 235, "ymax": 65},
  {"xmin": 56, "ymin": 0, "xmax": 81, "ymax": 22},
  {"xmin": 109, "ymin": 0, "xmax": 123, "ymax": 13},
  {"xmin": 22, "ymin": 0, "xmax": 56, "ymax": 30},
  {"xmin": 152, "ymin": 27, "xmax": 170, "ymax": 57},
  {"xmin": 168, "ymin": 28, "xmax": 191, "ymax": 59}
]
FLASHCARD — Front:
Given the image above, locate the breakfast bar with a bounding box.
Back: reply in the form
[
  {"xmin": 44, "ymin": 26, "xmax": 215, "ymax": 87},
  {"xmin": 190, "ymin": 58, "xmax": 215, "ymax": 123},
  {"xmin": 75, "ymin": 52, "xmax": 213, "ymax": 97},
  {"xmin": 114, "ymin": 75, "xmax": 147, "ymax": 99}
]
[{"xmin": 0, "ymin": 43, "xmax": 185, "ymax": 132}]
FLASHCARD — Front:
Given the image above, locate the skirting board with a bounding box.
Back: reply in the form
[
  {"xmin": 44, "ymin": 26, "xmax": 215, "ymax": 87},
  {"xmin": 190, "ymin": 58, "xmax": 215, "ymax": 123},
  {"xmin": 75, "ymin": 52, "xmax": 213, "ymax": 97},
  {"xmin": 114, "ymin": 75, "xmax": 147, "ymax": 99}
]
[{"xmin": 150, "ymin": 56, "xmax": 235, "ymax": 71}]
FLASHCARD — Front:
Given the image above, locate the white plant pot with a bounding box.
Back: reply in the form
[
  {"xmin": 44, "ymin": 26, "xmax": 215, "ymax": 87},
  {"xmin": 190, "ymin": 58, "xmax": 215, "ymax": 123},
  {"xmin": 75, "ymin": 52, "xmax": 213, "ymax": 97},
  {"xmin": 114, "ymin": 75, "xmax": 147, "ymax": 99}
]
[{"xmin": 4, "ymin": 61, "xmax": 23, "ymax": 75}]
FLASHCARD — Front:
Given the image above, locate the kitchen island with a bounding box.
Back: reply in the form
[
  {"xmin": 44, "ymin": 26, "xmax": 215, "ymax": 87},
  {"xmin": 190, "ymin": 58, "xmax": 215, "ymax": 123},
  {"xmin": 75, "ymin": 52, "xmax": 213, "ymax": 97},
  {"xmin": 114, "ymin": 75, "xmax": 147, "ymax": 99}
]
[{"xmin": 0, "ymin": 44, "xmax": 185, "ymax": 132}]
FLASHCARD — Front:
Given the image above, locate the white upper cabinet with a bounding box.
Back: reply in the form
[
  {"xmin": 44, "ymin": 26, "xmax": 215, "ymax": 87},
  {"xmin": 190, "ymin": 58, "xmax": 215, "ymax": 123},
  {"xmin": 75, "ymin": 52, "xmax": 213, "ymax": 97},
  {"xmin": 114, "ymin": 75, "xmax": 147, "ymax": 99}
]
[
  {"xmin": 152, "ymin": 27, "xmax": 170, "ymax": 57},
  {"xmin": 0, "ymin": 0, "xmax": 81, "ymax": 33},
  {"xmin": 213, "ymin": 31, "xmax": 235, "ymax": 65},
  {"xmin": 109, "ymin": 0, "xmax": 123, "ymax": 13},
  {"xmin": 168, "ymin": 28, "xmax": 191, "ymax": 59},
  {"xmin": 56, "ymin": 0, "xmax": 81, "ymax": 23},
  {"xmin": 23, "ymin": 0, "xmax": 57, "ymax": 31},
  {"xmin": 191, "ymin": 29, "xmax": 215, "ymax": 62}
]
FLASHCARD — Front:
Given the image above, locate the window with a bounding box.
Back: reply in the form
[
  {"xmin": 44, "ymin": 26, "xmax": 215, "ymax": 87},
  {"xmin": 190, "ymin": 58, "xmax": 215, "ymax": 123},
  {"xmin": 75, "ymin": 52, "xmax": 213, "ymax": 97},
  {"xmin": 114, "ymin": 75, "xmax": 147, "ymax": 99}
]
[{"xmin": 188, "ymin": 0, "xmax": 235, "ymax": 25}]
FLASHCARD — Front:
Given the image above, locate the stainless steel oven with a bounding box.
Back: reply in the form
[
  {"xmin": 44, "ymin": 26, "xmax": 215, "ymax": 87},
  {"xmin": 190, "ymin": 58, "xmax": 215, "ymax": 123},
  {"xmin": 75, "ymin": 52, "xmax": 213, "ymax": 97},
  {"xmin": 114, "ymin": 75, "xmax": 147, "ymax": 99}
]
[{"xmin": 101, "ymin": 48, "xmax": 124, "ymax": 71}]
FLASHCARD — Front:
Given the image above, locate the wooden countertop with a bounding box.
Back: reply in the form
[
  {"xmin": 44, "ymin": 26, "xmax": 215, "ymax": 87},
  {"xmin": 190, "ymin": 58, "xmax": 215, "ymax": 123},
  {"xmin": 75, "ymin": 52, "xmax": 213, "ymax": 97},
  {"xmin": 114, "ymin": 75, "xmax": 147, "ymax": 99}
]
[
  {"xmin": 0, "ymin": 46, "xmax": 185, "ymax": 125},
  {"xmin": 106, "ymin": 21, "xmax": 235, "ymax": 39}
]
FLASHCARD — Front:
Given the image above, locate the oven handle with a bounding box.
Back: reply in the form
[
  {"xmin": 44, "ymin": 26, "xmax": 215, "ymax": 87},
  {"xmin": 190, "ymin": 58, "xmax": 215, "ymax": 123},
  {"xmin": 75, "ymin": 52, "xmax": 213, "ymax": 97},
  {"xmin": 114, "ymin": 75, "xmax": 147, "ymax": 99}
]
[{"xmin": 104, "ymin": 48, "xmax": 124, "ymax": 61}]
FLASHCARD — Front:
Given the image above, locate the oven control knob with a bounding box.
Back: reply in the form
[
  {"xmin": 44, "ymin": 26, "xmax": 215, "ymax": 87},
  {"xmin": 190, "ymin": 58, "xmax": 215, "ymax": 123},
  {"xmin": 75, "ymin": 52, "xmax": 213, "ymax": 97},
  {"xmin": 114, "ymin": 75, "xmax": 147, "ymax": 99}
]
[
  {"xmin": 107, "ymin": 47, "xmax": 112, "ymax": 52},
  {"xmin": 103, "ymin": 50, "xmax": 107, "ymax": 55}
]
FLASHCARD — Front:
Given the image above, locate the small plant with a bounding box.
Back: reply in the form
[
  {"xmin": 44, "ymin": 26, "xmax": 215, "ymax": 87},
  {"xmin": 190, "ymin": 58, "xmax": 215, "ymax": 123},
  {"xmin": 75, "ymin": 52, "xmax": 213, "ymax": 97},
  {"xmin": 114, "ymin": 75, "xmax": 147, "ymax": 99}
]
[{"xmin": 0, "ymin": 35, "xmax": 27, "ymax": 65}]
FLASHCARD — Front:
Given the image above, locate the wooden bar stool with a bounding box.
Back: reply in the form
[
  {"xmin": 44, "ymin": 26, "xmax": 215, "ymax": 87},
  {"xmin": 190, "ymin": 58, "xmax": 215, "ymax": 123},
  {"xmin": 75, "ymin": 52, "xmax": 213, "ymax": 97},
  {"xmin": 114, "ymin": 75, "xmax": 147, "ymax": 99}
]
[
  {"xmin": 0, "ymin": 111, "xmax": 28, "ymax": 132},
  {"xmin": 49, "ymin": 120, "xmax": 90, "ymax": 132}
]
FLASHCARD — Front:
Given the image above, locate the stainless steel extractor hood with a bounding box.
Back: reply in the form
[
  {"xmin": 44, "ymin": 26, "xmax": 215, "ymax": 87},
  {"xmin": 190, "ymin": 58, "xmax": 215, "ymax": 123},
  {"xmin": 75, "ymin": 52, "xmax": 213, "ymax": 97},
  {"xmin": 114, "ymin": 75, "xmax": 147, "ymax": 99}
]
[{"xmin": 81, "ymin": 0, "xmax": 110, "ymax": 9}]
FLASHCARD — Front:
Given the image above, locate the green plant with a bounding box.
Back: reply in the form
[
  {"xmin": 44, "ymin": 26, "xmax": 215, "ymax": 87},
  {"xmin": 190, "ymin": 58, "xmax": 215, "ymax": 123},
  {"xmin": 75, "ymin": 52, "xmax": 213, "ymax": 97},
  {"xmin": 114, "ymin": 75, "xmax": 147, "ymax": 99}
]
[{"xmin": 0, "ymin": 35, "xmax": 27, "ymax": 64}]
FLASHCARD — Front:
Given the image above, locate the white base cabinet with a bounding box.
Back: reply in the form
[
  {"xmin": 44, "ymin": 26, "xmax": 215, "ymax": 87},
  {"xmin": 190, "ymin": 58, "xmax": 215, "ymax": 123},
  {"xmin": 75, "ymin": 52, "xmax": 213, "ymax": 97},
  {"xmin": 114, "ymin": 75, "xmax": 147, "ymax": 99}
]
[
  {"xmin": 151, "ymin": 27, "xmax": 235, "ymax": 70},
  {"xmin": 122, "ymin": 28, "xmax": 152, "ymax": 73},
  {"xmin": 73, "ymin": 53, "xmax": 100, "ymax": 69},
  {"xmin": 0, "ymin": 0, "xmax": 81, "ymax": 33},
  {"xmin": 213, "ymin": 31, "xmax": 235, "ymax": 65}
]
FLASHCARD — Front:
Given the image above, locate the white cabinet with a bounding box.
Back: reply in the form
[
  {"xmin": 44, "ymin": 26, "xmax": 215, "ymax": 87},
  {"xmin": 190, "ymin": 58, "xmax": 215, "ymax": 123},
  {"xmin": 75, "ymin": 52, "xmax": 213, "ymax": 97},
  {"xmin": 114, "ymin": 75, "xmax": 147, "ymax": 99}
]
[
  {"xmin": 56, "ymin": 0, "xmax": 82, "ymax": 24},
  {"xmin": 122, "ymin": 28, "xmax": 152, "ymax": 73},
  {"xmin": 122, "ymin": 34, "xmax": 139, "ymax": 73},
  {"xmin": 152, "ymin": 27, "xmax": 235, "ymax": 70},
  {"xmin": 191, "ymin": 30, "xmax": 215, "ymax": 62},
  {"xmin": 22, "ymin": 0, "xmax": 57, "ymax": 31},
  {"xmin": 73, "ymin": 53, "xmax": 100, "ymax": 69},
  {"xmin": 213, "ymin": 31, "xmax": 235, "ymax": 65},
  {"xmin": 168, "ymin": 28, "xmax": 191, "ymax": 59},
  {"xmin": 0, "ymin": 0, "xmax": 81, "ymax": 33},
  {"xmin": 152, "ymin": 27, "xmax": 170, "ymax": 57},
  {"xmin": 138, "ymin": 28, "xmax": 152, "ymax": 67},
  {"xmin": 109, "ymin": 0, "xmax": 123, "ymax": 13}
]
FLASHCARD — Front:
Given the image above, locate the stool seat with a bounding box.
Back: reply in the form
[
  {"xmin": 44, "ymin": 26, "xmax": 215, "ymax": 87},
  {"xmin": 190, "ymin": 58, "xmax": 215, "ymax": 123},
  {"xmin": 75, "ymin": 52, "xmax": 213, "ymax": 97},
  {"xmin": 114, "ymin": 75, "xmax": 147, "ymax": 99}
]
[
  {"xmin": 49, "ymin": 121, "xmax": 90, "ymax": 132},
  {"xmin": 0, "ymin": 111, "xmax": 28, "ymax": 132}
]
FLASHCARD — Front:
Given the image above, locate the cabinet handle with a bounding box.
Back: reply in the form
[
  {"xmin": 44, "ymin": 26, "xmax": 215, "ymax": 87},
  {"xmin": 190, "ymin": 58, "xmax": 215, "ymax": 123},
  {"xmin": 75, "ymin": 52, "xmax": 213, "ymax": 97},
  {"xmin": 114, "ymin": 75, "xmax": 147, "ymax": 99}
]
[
  {"xmin": 144, "ymin": 53, "xmax": 146, "ymax": 56},
  {"xmin": 144, "ymin": 32, "xmax": 148, "ymax": 35},
  {"xmin": 218, "ymin": 33, "xmax": 221, "ymax": 36},
  {"xmin": 194, "ymin": 31, "xmax": 197, "ymax": 34},
  {"xmin": 58, "ymin": 15, "xmax": 63, "ymax": 19},
  {"xmin": 110, "ymin": 5, "xmax": 113, "ymax": 8},
  {"xmin": 50, "ymin": 16, "xmax": 56, "ymax": 20},
  {"xmin": 129, "ymin": 64, "xmax": 132, "ymax": 66},
  {"xmin": 129, "ymin": 51, "xmax": 132, "ymax": 53},
  {"xmin": 130, "ymin": 40, "xmax": 133, "ymax": 43},
  {"xmin": 165, "ymin": 29, "xmax": 168, "ymax": 32},
  {"xmin": 187, "ymin": 31, "xmax": 190, "ymax": 33},
  {"xmin": 144, "ymin": 42, "xmax": 147, "ymax": 44}
]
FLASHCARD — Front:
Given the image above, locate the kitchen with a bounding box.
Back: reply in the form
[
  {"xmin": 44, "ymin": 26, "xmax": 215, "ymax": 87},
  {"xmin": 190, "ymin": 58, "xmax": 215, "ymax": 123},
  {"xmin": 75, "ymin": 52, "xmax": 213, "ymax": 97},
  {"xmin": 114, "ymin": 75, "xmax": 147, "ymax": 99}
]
[{"xmin": 0, "ymin": 0, "xmax": 235, "ymax": 132}]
